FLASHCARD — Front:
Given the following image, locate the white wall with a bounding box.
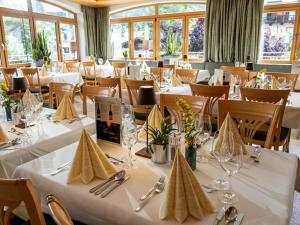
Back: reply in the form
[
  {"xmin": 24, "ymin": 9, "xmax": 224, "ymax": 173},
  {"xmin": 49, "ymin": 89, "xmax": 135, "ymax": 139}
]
[{"xmin": 46, "ymin": 0, "xmax": 86, "ymax": 60}]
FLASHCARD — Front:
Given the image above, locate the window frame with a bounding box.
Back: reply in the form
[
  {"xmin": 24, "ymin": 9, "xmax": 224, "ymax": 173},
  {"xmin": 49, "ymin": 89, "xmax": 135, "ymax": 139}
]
[{"xmin": 0, "ymin": 0, "xmax": 79, "ymax": 67}]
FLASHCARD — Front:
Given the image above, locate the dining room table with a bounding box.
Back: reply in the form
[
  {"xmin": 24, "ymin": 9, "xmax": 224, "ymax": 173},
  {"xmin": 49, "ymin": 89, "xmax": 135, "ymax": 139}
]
[
  {"xmin": 80, "ymin": 64, "xmax": 114, "ymax": 78},
  {"xmin": 0, "ymin": 107, "xmax": 95, "ymax": 178},
  {"xmin": 13, "ymin": 134, "xmax": 299, "ymax": 225},
  {"xmin": 37, "ymin": 71, "xmax": 84, "ymax": 86}
]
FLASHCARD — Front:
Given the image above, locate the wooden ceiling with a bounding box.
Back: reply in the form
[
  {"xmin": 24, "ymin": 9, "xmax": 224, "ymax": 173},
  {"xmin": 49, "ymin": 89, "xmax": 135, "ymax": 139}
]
[{"xmin": 67, "ymin": 0, "xmax": 155, "ymax": 7}]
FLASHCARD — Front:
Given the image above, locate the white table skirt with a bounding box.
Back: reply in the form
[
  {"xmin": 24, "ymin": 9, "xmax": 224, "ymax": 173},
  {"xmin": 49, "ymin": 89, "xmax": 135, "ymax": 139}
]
[
  {"xmin": 13, "ymin": 136, "xmax": 298, "ymax": 225},
  {"xmin": 38, "ymin": 72, "xmax": 84, "ymax": 86},
  {"xmin": 0, "ymin": 108, "xmax": 95, "ymax": 178}
]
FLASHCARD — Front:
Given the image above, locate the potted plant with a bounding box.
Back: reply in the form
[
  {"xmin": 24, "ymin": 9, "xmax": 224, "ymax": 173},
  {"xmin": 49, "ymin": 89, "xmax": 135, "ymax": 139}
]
[
  {"xmin": 176, "ymin": 97, "xmax": 198, "ymax": 170},
  {"xmin": 122, "ymin": 51, "xmax": 128, "ymax": 60},
  {"xmin": 148, "ymin": 120, "xmax": 174, "ymax": 164},
  {"xmin": 0, "ymin": 83, "xmax": 15, "ymax": 121},
  {"xmin": 32, "ymin": 31, "xmax": 51, "ymax": 67},
  {"xmin": 161, "ymin": 29, "xmax": 180, "ymax": 60}
]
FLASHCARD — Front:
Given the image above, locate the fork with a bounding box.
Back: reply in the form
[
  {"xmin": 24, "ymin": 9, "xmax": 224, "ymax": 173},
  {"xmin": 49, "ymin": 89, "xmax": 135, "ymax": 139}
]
[{"xmin": 140, "ymin": 176, "xmax": 165, "ymax": 201}]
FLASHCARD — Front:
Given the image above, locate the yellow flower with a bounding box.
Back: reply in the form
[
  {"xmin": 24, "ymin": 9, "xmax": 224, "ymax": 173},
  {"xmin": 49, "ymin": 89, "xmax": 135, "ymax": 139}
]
[{"xmin": 0, "ymin": 83, "xmax": 8, "ymax": 92}]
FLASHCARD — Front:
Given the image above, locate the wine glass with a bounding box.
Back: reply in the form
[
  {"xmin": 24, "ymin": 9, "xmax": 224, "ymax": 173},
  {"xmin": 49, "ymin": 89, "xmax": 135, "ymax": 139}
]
[
  {"xmin": 218, "ymin": 131, "xmax": 243, "ymax": 205},
  {"xmin": 32, "ymin": 93, "xmax": 43, "ymax": 124},
  {"xmin": 122, "ymin": 103, "xmax": 134, "ymax": 122},
  {"xmin": 196, "ymin": 114, "xmax": 212, "ymax": 163},
  {"xmin": 121, "ymin": 119, "xmax": 138, "ymax": 170},
  {"xmin": 277, "ymin": 77, "xmax": 287, "ymax": 89}
]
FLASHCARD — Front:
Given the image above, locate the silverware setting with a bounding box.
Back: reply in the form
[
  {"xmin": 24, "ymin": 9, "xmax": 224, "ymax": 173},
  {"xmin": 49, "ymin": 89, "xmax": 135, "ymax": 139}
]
[
  {"xmin": 8, "ymin": 128, "xmax": 24, "ymax": 135},
  {"xmin": 0, "ymin": 138, "xmax": 21, "ymax": 150},
  {"xmin": 50, "ymin": 161, "xmax": 72, "ymax": 176},
  {"xmin": 213, "ymin": 207, "xmax": 225, "ymax": 225},
  {"xmin": 100, "ymin": 176, "xmax": 129, "ymax": 198},
  {"xmin": 250, "ymin": 146, "xmax": 262, "ymax": 163},
  {"xmin": 213, "ymin": 206, "xmax": 243, "ymax": 225},
  {"xmin": 140, "ymin": 176, "xmax": 165, "ymax": 201},
  {"xmin": 201, "ymin": 184, "xmax": 217, "ymax": 193},
  {"xmin": 105, "ymin": 153, "xmax": 124, "ymax": 165},
  {"xmin": 68, "ymin": 116, "xmax": 87, "ymax": 124}
]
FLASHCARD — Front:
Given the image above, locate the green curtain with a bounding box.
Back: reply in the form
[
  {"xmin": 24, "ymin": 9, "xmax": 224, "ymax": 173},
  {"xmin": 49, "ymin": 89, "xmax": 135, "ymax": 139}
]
[
  {"xmin": 81, "ymin": 6, "xmax": 111, "ymax": 60},
  {"xmin": 205, "ymin": 0, "xmax": 264, "ymax": 63}
]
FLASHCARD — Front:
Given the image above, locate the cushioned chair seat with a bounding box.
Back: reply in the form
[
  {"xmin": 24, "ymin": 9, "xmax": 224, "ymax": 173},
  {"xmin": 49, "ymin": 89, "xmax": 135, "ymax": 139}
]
[
  {"xmin": 253, "ymin": 126, "xmax": 290, "ymax": 142},
  {"xmin": 29, "ymin": 86, "xmax": 49, "ymax": 94}
]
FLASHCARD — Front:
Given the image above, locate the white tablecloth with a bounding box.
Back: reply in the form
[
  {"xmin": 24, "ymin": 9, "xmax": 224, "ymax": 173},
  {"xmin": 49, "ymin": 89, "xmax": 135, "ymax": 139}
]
[
  {"xmin": 196, "ymin": 70, "xmax": 210, "ymax": 82},
  {"xmin": 13, "ymin": 136, "xmax": 298, "ymax": 225},
  {"xmin": 80, "ymin": 65, "xmax": 114, "ymax": 78},
  {"xmin": 0, "ymin": 108, "xmax": 95, "ymax": 178},
  {"xmin": 38, "ymin": 72, "xmax": 84, "ymax": 86}
]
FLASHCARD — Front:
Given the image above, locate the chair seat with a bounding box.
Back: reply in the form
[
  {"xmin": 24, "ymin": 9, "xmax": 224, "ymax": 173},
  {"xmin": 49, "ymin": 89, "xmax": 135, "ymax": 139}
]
[
  {"xmin": 83, "ymin": 76, "xmax": 96, "ymax": 81},
  {"xmin": 253, "ymin": 127, "xmax": 290, "ymax": 142},
  {"xmin": 30, "ymin": 86, "xmax": 49, "ymax": 94}
]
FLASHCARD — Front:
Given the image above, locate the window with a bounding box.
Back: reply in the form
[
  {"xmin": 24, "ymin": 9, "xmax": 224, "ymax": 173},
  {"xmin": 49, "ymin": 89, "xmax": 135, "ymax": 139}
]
[
  {"xmin": 0, "ymin": 0, "xmax": 28, "ymax": 11},
  {"xmin": 111, "ymin": 6, "xmax": 155, "ymax": 19},
  {"xmin": 3, "ymin": 17, "xmax": 32, "ymax": 65},
  {"xmin": 259, "ymin": 10, "xmax": 296, "ymax": 61},
  {"xmin": 31, "ymin": 0, "xmax": 74, "ymax": 19},
  {"xmin": 60, "ymin": 23, "xmax": 77, "ymax": 60},
  {"xmin": 111, "ymin": 23, "xmax": 129, "ymax": 59},
  {"xmin": 158, "ymin": 4, "xmax": 205, "ymax": 15},
  {"xmin": 36, "ymin": 21, "xmax": 58, "ymax": 61},
  {"xmin": 133, "ymin": 21, "xmax": 154, "ymax": 58},
  {"xmin": 188, "ymin": 17, "xmax": 205, "ymax": 59},
  {"xmin": 265, "ymin": 0, "xmax": 300, "ymax": 4}
]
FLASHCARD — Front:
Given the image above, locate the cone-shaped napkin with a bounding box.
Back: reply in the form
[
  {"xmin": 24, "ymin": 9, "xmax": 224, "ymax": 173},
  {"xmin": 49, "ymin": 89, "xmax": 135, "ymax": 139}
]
[
  {"xmin": 215, "ymin": 79, "xmax": 222, "ymax": 86},
  {"xmin": 154, "ymin": 81, "xmax": 161, "ymax": 92},
  {"xmin": 0, "ymin": 125, "xmax": 9, "ymax": 143},
  {"xmin": 22, "ymin": 89, "xmax": 39, "ymax": 108},
  {"xmin": 53, "ymin": 94, "xmax": 78, "ymax": 121},
  {"xmin": 67, "ymin": 129, "xmax": 117, "ymax": 184},
  {"xmin": 138, "ymin": 105, "xmax": 163, "ymax": 140},
  {"xmin": 214, "ymin": 113, "xmax": 248, "ymax": 155},
  {"xmin": 171, "ymin": 74, "xmax": 182, "ymax": 87},
  {"xmin": 159, "ymin": 150, "xmax": 215, "ymax": 223}
]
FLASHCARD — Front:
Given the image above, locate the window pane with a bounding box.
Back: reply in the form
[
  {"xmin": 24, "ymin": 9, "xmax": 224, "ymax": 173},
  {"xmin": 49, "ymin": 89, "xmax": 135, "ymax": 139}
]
[
  {"xmin": 158, "ymin": 4, "xmax": 205, "ymax": 15},
  {"xmin": 133, "ymin": 21, "xmax": 154, "ymax": 58},
  {"xmin": 111, "ymin": 23, "xmax": 129, "ymax": 59},
  {"xmin": 0, "ymin": 0, "xmax": 27, "ymax": 11},
  {"xmin": 31, "ymin": 0, "xmax": 74, "ymax": 19},
  {"xmin": 111, "ymin": 6, "xmax": 155, "ymax": 19},
  {"xmin": 3, "ymin": 17, "xmax": 32, "ymax": 65},
  {"xmin": 259, "ymin": 11, "xmax": 295, "ymax": 60},
  {"xmin": 60, "ymin": 23, "xmax": 77, "ymax": 60},
  {"xmin": 36, "ymin": 21, "xmax": 58, "ymax": 61},
  {"xmin": 188, "ymin": 18, "xmax": 205, "ymax": 59},
  {"xmin": 265, "ymin": 0, "xmax": 300, "ymax": 5},
  {"xmin": 160, "ymin": 19, "xmax": 183, "ymax": 57}
]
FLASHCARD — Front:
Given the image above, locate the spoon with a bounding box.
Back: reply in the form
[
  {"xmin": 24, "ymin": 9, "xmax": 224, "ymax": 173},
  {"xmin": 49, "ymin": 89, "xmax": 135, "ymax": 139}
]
[
  {"xmin": 224, "ymin": 206, "xmax": 238, "ymax": 224},
  {"xmin": 94, "ymin": 170, "xmax": 126, "ymax": 195}
]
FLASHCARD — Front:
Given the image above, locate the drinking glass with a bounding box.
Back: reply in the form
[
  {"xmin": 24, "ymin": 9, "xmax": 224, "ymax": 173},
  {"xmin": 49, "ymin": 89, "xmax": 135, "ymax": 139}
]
[
  {"xmin": 121, "ymin": 119, "xmax": 138, "ymax": 170},
  {"xmin": 277, "ymin": 77, "xmax": 287, "ymax": 89},
  {"xmin": 196, "ymin": 114, "xmax": 212, "ymax": 163},
  {"xmin": 32, "ymin": 93, "xmax": 44, "ymax": 124},
  {"xmin": 122, "ymin": 103, "xmax": 134, "ymax": 122},
  {"xmin": 218, "ymin": 131, "xmax": 243, "ymax": 205}
]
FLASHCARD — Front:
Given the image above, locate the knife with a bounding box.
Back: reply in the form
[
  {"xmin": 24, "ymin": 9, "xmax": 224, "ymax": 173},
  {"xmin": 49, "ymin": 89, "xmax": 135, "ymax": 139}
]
[
  {"xmin": 213, "ymin": 207, "xmax": 225, "ymax": 225},
  {"xmin": 234, "ymin": 213, "xmax": 244, "ymax": 225},
  {"xmin": 100, "ymin": 176, "xmax": 129, "ymax": 198}
]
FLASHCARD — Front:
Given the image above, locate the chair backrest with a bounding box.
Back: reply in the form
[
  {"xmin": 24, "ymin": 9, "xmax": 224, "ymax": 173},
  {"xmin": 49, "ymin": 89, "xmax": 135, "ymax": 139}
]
[
  {"xmin": 21, "ymin": 68, "xmax": 41, "ymax": 92},
  {"xmin": 46, "ymin": 195, "xmax": 73, "ymax": 225},
  {"xmin": 0, "ymin": 178, "xmax": 46, "ymax": 225},
  {"xmin": 176, "ymin": 69, "xmax": 198, "ymax": 84},
  {"xmin": 190, "ymin": 84, "xmax": 230, "ymax": 119},
  {"xmin": 163, "ymin": 64, "xmax": 176, "ymax": 74},
  {"xmin": 81, "ymin": 61, "xmax": 96, "ymax": 78},
  {"xmin": 49, "ymin": 82, "xmax": 75, "ymax": 108},
  {"xmin": 229, "ymin": 71, "xmax": 250, "ymax": 84},
  {"xmin": 51, "ymin": 62, "xmax": 65, "ymax": 73},
  {"xmin": 113, "ymin": 62, "xmax": 127, "ymax": 77},
  {"xmin": 65, "ymin": 61, "xmax": 79, "ymax": 72},
  {"xmin": 1, "ymin": 68, "xmax": 18, "ymax": 88},
  {"xmin": 96, "ymin": 77, "xmax": 122, "ymax": 98},
  {"xmin": 82, "ymin": 85, "xmax": 114, "ymax": 115},
  {"xmin": 265, "ymin": 72, "xmax": 299, "ymax": 91},
  {"xmin": 218, "ymin": 100, "xmax": 281, "ymax": 149},
  {"xmin": 125, "ymin": 79, "xmax": 154, "ymax": 105},
  {"xmin": 220, "ymin": 66, "xmax": 245, "ymax": 72},
  {"xmin": 160, "ymin": 94, "xmax": 207, "ymax": 132},
  {"xmin": 240, "ymin": 87, "xmax": 290, "ymax": 148}
]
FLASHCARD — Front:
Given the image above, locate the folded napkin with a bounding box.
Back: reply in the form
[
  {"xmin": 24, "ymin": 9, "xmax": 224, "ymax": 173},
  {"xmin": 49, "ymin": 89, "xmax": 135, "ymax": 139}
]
[
  {"xmin": 138, "ymin": 105, "xmax": 163, "ymax": 140},
  {"xmin": 22, "ymin": 89, "xmax": 39, "ymax": 108},
  {"xmin": 208, "ymin": 75, "xmax": 214, "ymax": 86},
  {"xmin": 154, "ymin": 81, "xmax": 161, "ymax": 92},
  {"xmin": 244, "ymin": 79, "xmax": 256, "ymax": 88},
  {"xmin": 104, "ymin": 60, "xmax": 111, "ymax": 67},
  {"xmin": 0, "ymin": 125, "xmax": 9, "ymax": 143},
  {"xmin": 53, "ymin": 94, "xmax": 78, "ymax": 121},
  {"xmin": 215, "ymin": 79, "xmax": 223, "ymax": 86},
  {"xmin": 214, "ymin": 113, "xmax": 248, "ymax": 156},
  {"xmin": 171, "ymin": 74, "xmax": 182, "ymax": 87},
  {"xmin": 67, "ymin": 129, "xmax": 117, "ymax": 184},
  {"xmin": 159, "ymin": 150, "xmax": 215, "ymax": 223}
]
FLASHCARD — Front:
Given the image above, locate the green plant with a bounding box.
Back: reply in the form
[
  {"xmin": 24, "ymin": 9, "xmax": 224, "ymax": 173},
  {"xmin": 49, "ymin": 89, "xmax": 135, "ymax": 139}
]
[
  {"xmin": 148, "ymin": 120, "xmax": 175, "ymax": 153},
  {"xmin": 122, "ymin": 50, "xmax": 128, "ymax": 58},
  {"xmin": 0, "ymin": 83, "xmax": 14, "ymax": 108},
  {"xmin": 162, "ymin": 30, "xmax": 180, "ymax": 56},
  {"xmin": 32, "ymin": 31, "xmax": 51, "ymax": 62}
]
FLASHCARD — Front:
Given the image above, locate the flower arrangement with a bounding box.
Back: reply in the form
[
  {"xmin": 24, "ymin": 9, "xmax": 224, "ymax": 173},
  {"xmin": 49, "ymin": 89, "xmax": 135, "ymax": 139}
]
[
  {"xmin": 176, "ymin": 97, "xmax": 198, "ymax": 145},
  {"xmin": 0, "ymin": 83, "xmax": 14, "ymax": 108}
]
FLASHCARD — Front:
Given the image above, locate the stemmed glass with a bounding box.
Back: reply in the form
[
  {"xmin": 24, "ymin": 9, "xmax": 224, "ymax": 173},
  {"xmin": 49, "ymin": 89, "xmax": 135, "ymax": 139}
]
[
  {"xmin": 218, "ymin": 131, "xmax": 243, "ymax": 205},
  {"xmin": 121, "ymin": 119, "xmax": 138, "ymax": 170},
  {"xmin": 122, "ymin": 104, "xmax": 134, "ymax": 122},
  {"xmin": 32, "ymin": 93, "xmax": 43, "ymax": 124},
  {"xmin": 196, "ymin": 114, "xmax": 212, "ymax": 163}
]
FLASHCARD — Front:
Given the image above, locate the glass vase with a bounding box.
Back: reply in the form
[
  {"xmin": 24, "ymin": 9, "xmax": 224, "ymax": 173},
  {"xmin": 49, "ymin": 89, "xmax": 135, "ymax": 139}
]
[
  {"xmin": 5, "ymin": 105, "xmax": 12, "ymax": 122},
  {"xmin": 185, "ymin": 144, "xmax": 197, "ymax": 171}
]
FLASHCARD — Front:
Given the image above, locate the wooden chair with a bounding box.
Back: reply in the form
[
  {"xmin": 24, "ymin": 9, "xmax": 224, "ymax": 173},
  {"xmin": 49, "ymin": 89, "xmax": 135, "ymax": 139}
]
[
  {"xmin": 49, "ymin": 82, "xmax": 76, "ymax": 109},
  {"xmin": 160, "ymin": 94, "xmax": 207, "ymax": 132},
  {"xmin": 125, "ymin": 79, "xmax": 155, "ymax": 125},
  {"xmin": 1, "ymin": 68, "xmax": 18, "ymax": 88},
  {"xmin": 240, "ymin": 88, "xmax": 290, "ymax": 151},
  {"xmin": 21, "ymin": 68, "xmax": 49, "ymax": 96},
  {"xmin": 218, "ymin": 100, "xmax": 281, "ymax": 149},
  {"xmin": 0, "ymin": 178, "xmax": 46, "ymax": 225},
  {"xmin": 65, "ymin": 61, "xmax": 80, "ymax": 72},
  {"xmin": 81, "ymin": 61, "xmax": 97, "ymax": 86},
  {"xmin": 96, "ymin": 77, "xmax": 122, "ymax": 99},
  {"xmin": 176, "ymin": 69, "xmax": 198, "ymax": 84},
  {"xmin": 220, "ymin": 66, "xmax": 245, "ymax": 72},
  {"xmin": 113, "ymin": 62, "xmax": 127, "ymax": 77},
  {"xmin": 229, "ymin": 71, "xmax": 250, "ymax": 84},
  {"xmin": 51, "ymin": 62, "xmax": 66, "ymax": 73},
  {"xmin": 46, "ymin": 195, "xmax": 74, "ymax": 225},
  {"xmin": 265, "ymin": 72, "xmax": 299, "ymax": 91},
  {"xmin": 164, "ymin": 64, "xmax": 176, "ymax": 74}
]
